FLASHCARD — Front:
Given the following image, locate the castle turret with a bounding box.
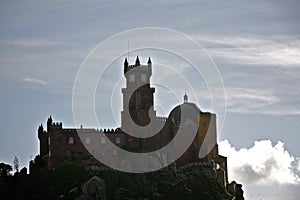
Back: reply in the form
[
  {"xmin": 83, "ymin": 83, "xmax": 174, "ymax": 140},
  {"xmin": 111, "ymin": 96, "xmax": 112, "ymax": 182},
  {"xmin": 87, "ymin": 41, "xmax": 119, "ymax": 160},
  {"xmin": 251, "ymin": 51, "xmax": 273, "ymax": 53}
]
[
  {"xmin": 147, "ymin": 57, "xmax": 152, "ymax": 65},
  {"xmin": 38, "ymin": 124, "xmax": 44, "ymax": 140},
  {"xmin": 124, "ymin": 57, "xmax": 129, "ymax": 73},
  {"xmin": 135, "ymin": 55, "xmax": 140, "ymax": 66},
  {"xmin": 47, "ymin": 115, "xmax": 52, "ymax": 132},
  {"xmin": 147, "ymin": 57, "xmax": 152, "ymax": 72},
  {"xmin": 121, "ymin": 56, "xmax": 156, "ymax": 128}
]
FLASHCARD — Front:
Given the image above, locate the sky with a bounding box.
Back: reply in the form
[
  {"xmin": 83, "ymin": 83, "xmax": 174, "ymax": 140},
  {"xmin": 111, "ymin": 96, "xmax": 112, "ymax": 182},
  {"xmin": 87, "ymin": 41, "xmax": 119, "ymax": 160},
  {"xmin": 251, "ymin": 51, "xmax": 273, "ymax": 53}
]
[{"xmin": 0, "ymin": 0, "xmax": 300, "ymax": 199}]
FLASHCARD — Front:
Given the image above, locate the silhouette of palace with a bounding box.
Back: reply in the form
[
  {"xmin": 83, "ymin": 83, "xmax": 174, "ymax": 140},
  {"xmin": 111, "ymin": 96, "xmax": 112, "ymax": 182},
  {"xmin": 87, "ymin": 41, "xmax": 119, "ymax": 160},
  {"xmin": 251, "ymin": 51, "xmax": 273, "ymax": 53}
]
[{"xmin": 32, "ymin": 56, "xmax": 243, "ymax": 194}]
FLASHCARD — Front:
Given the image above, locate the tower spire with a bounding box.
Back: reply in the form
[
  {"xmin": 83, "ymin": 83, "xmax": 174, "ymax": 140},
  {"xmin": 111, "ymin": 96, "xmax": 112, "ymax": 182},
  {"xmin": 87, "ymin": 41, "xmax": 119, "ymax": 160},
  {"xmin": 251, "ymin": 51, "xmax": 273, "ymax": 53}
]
[
  {"xmin": 124, "ymin": 57, "xmax": 128, "ymax": 73},
  {"xmin": 184, "ymin": 90, "xmax": 188, "ymax": 103},
  {"xmin": 135, "ymin": 55, "xmax": 140, "ymax": 66},
  {"xmin": 147, "ymin": 57, "xmax": 152, "ymax": 64}
]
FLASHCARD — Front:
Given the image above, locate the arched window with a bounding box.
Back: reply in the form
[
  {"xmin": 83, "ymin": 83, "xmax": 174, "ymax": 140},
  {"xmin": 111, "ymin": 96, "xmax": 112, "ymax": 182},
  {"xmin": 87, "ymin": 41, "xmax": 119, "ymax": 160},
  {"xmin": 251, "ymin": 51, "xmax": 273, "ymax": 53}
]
[
  {"xmin": 69, "ymin": 137, "xmax": 74, "ymax": 144},
  {"xmin": 115, "ymin": 137, "xmax": 121, "ymax": 144}
]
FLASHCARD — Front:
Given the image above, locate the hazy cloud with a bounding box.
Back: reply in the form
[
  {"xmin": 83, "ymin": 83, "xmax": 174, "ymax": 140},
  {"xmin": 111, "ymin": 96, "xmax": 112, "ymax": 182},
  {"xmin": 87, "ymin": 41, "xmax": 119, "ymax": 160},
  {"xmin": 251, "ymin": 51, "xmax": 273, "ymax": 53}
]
[
  {"xmin": 199, "ymin": 35, "xmax": 300, "ymax": 67},
  {"xmin": 24, "ymin": 77, "xmax": 47, "ymax": 86},
  {"xmin": 2, "ymin": 39, "xmax": 62, "ymax": 47},
  {"xmin": 225, "ymin": 87, "xmax": 279, "ymax": 111}
]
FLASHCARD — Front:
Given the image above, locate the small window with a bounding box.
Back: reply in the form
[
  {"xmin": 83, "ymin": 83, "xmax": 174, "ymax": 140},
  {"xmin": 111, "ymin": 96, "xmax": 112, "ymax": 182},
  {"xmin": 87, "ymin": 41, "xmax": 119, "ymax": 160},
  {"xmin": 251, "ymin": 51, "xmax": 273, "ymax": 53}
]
[
  {"xmin": 115, "ymin": 137, "xmax": 121, "ymax": 144},
  {"xmin": 49, "ymin": 150, "xmax": 51, "ymax": 157},
  {"xmin": 113, "ymin": 149, "xmax": 117, "ymax": 155},
  {"xmin": 101, "ymin": 149, "xmax": 106, "ymax": 156},
  {"xmin": 69, "ymin": 137, "xmax": 74, "ymax": 144},
  {"xmin": 85, "ymin": 137, "xmax": 90, "ymax": 144},
  {"xmin": 141, "ymin": 73, "xmax": 147, "ymax": 82},
  {"xmin": 66, "ymin": 150, "xmax": 71, "ymax": 157},
  {"xmin": 48, "ymin": 137, "xmax": 51, "ymax": 145},
  {"xmin": 101, "ymin": 137, "xmax": 106, "ymax": 144},
  {"xmin": 129, "ymin": 74, "xmax": 135, "ymax": 82}
]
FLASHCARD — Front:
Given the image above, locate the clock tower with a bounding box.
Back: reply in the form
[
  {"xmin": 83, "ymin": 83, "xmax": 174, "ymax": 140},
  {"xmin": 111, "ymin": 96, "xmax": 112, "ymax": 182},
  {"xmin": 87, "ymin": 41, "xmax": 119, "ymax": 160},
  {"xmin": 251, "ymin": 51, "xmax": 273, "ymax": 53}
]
[{"xmin": 121, "ymin": 56, "xmax": 156, "ymax": 130}]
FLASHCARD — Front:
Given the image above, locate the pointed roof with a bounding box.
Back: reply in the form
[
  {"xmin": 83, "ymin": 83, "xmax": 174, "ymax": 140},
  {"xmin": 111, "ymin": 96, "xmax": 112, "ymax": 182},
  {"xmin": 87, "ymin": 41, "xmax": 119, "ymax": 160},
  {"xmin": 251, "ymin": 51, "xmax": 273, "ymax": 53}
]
[
  {"xmin": 47, "ymin": 115, "xmax": 53, "ymax": 124},
  {"xmin": 184, "ymin": 92, "xmax": 188, "ymax": 103},
  {"xmin": 124, "ymin": 57, "xmax": 128, "ymax": 65},
  {"xmin": 147, "ymin": 57, "xmax": 152, "ymax": 64},
  {"xmin": 135, "ymin": 55, "xmax": 140, "ymax": 66}
]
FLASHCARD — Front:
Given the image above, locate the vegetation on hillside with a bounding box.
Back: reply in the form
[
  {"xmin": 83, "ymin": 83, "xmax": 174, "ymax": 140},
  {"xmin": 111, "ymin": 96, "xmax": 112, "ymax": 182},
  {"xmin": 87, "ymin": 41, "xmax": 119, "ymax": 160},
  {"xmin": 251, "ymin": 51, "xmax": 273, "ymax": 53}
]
[{"xmin": 0, "ymin": 161, "xmax": 231, "ymax": 200}]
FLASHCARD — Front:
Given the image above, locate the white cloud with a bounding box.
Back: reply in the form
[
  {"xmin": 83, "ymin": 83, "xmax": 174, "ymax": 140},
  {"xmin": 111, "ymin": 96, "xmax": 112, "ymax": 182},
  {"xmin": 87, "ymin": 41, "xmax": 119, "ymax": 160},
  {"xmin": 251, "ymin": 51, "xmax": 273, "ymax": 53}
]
[
  {"xmin": 219, "ymin": 139, "xmax": 300, "ymax": 185},
  {"xmin": 23, "ymin": 77, "xmax": 47, "ymax": 86}
]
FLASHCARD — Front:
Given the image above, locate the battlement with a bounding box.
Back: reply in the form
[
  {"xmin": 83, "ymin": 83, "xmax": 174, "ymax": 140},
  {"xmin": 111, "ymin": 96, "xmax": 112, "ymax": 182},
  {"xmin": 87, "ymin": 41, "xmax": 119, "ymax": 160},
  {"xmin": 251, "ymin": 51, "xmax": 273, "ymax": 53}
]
[
  {"xmin": 124, "ymin": 56, "xmax": 152, "ymax": 74},
  {"xmin": 61, "ymin": 127, "xmax": 123, "ymax": 134},
  {"xmin": 126, "ymin": 64, "xmax": 151, "ymax": 72},
  {"xmin": 156, "ymin": 116, "xmax": 167, "ymax": 122},
  {"xmin": 49, "ymin": 122, "xmax": 62, "ymax": 130},
  {"xmin": 52, "ymin": 122, "xmax": 62, "ymax": 126}
]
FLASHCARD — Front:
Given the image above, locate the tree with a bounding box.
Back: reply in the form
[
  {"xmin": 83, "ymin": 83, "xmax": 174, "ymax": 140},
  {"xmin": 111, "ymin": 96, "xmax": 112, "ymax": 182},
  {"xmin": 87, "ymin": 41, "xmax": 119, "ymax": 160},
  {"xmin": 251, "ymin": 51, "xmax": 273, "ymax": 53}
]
[
  {"xmin": 13, "ymin": 156, "xmax": 19, "ymax": 172},
  {"xmin": 0, "ymin": 162, "xmax": 12, "ymax": 177}
]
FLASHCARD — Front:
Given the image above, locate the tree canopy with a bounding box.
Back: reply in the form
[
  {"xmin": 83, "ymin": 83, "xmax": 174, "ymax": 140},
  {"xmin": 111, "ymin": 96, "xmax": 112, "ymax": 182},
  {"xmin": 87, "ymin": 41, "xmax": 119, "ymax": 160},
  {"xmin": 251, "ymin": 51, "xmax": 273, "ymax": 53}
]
[
  {"xmin": 0, "ymin": 162, "xmax": 234, "ymax": 200},
  {"xmin": 0, "ymin": 162, "xmax": 12, "ymax": 177}
]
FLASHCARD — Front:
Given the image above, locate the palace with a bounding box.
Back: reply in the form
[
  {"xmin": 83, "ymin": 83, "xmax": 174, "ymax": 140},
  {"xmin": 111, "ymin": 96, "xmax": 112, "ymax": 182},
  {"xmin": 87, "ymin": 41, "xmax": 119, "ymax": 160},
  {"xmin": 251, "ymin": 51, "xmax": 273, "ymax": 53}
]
[{"xmin": 32, "ymin": 56, "xmax": 243, "ymax": 196}]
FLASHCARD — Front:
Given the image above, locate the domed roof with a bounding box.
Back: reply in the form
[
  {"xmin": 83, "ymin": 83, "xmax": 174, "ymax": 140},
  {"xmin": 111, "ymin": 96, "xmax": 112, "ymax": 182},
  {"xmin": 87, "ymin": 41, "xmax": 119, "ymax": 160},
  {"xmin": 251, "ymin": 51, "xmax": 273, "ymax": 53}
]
[{"xmin": 167, "ymin": 102, "xmax": 201, "ymax": 127}]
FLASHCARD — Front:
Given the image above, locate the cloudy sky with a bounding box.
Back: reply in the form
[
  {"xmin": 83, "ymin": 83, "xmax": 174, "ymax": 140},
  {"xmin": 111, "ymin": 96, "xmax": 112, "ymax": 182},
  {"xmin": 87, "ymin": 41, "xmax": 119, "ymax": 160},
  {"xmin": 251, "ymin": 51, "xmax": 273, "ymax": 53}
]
[{"xmin": 1, "ymin": 0, "xmax": 300, "ymax": 199}]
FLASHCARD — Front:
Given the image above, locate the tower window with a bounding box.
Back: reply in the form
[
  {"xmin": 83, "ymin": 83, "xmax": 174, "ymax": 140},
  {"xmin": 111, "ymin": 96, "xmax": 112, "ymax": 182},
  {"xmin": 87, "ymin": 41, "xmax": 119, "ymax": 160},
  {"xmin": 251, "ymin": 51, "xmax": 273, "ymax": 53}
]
[
  {"xmin": 101, "ymin": 137, "xmax": 106, "ymax": 144},
  {"xmin": 48, "ymin": 137, "xmax": 51, "ymax": 145},
  {"xmin": 69, "ymin": 137, "xmax": 74, "ymax": 144},
  {"xmin": 85, "ymin": 137, "xmax": 90, "ymax": 144},
  {"xmin": 129, "ymin": 74, "xmax": 135, "ymax": 82},
  {"xmin": 141, "ymin": 73, "xmax": 147, "ymax": 82},
  {"xmin": 115, "ymin": 137, "xmax": 121, "ymax": 144}
]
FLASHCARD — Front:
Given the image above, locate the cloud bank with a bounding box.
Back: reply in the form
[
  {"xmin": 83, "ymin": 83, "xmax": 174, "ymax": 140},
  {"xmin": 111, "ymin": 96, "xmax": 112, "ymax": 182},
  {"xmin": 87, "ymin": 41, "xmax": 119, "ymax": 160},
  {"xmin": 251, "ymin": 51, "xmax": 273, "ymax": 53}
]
[{"xmin": 219, "ymin": 139, "xmax": 300, "ymax": 185}]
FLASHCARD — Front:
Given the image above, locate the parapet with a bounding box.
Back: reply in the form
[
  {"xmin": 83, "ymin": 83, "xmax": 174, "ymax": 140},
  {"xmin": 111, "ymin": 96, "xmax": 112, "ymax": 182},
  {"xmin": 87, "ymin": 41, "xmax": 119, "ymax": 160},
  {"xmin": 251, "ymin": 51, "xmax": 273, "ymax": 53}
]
[
  {"xmin": 61, "ymin": 127, "xmax": 123, "ymax": 134},
  {"xmin": 156, "ymin": 117, "xmax": 167, "ymax": 122}
]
